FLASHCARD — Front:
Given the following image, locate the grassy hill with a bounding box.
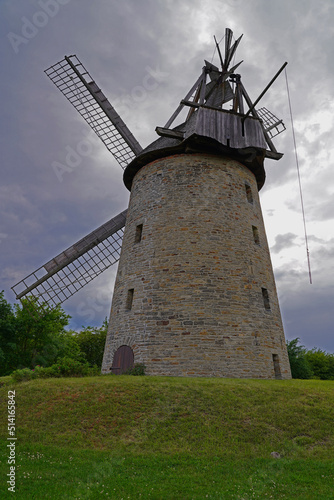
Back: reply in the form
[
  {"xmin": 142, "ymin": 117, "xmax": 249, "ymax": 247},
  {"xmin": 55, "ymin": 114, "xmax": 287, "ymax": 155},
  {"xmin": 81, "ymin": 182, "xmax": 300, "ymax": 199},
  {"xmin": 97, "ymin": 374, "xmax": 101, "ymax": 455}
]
[{"xmin": 1, "ymin": 376, "xmax": 333, "ymax": 499}]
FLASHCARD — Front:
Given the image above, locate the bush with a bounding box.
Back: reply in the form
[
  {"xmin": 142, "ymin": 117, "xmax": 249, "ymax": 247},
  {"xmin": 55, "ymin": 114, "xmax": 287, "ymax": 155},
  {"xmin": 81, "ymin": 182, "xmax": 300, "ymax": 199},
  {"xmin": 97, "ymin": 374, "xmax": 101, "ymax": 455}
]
[
  {"xmin": 72, "ymin": 320, "xmax": 108, "ymax": 367},
  {"xmin": 286, "ymin": 338, "xmax": 334, "ymax": 380},
  {"xmin": 55, "ymin": 357, "xmax": 89, "ymax": 377},
  {"xmin": 286, "ymin": 338, "xmax": 313, "ymax": 379},
  {"xmin": 11, "ymin": 368, "xmax": 36, "ymax": 382},
  {"xmin": 305, "ymin": 349, "xmax": 334, "ymax": 380},
  {"xmin": 33, "ymin": 364, "xmax": 61, "ymax": 379},
  {"xmin": 123, "ymin": 363, "xmax": 146, "ymax": 376},
  {"xmin": 11, "ymin": 358, "xmax": 100, "ymax": 382}
]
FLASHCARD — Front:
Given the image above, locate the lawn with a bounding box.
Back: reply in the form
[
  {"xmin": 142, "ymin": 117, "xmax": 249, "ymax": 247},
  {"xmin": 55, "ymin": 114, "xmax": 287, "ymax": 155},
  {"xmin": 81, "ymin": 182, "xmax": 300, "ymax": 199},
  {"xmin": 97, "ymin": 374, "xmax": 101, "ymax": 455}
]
[{"xmin": 0, "ymin": 376, "xmax": 333, "ymax": 499}]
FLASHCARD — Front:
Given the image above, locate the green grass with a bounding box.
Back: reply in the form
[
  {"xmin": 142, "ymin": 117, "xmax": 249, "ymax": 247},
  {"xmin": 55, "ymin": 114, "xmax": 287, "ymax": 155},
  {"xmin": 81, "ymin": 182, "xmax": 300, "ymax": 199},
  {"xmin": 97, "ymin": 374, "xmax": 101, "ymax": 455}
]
[{"xmin": 1, "ymin": 376, "xmax": 333, "ymax": 499}]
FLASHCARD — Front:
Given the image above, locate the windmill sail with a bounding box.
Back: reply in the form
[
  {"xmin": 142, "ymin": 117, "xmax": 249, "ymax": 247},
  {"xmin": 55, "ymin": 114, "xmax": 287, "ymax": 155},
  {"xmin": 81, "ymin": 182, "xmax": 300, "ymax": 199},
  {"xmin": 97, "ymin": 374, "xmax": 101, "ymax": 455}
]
[
  {"xmin": 12, "ymin": 210, "xmax": 127, "ymax": 313},
  {"xmin": 257, "ymin": 107, "xmax": 286, "ymax": 138},
  {"xmin": 45, "ymin": 55, "xmax": 142, "ymax": 169}
]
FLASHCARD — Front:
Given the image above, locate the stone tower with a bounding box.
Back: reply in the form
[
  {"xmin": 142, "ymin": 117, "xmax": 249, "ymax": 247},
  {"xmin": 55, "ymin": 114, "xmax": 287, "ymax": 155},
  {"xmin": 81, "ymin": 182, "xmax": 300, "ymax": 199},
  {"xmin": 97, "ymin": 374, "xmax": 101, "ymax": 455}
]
[{"xmin": 102, "ymin": 29, "xmax": 291, "ymax": 379}]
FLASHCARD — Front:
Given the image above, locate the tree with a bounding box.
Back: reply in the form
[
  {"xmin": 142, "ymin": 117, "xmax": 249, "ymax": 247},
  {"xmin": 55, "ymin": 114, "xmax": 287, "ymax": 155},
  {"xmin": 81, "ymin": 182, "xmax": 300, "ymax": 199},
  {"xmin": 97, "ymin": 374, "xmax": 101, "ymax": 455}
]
[
  {"xmin": 0, "ymin": 291, "xmax": 17, "ymax": 375},
  {"xmin": 305, "ymin": 349, "xmax": 334, "ymax": 380},
  {"xmin": 0, "ymin": 293, "xmax": 110, "ymax": 374},
  {"xmin": 55, "ymin": 330, "xmax": 87, "ymax": 364},
  {"xmin": 286, "ymin": 338, "xmax": 313, "ymax": 379},
  {"xmin": 72, "ymin": 318, "xmax": 108, "ymax": 367},
  {"xmin": 13, "ymin": 297, "xmax": 70, "ymax": 369}
]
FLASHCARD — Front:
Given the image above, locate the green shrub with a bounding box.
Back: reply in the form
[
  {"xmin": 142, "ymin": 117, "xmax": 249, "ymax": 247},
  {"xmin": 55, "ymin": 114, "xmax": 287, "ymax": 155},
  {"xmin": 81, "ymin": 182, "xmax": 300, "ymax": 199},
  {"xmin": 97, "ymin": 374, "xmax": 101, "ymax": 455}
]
[
  {"xmin": 11, "ymin": 368, "xmax": 36, "ymax": 382},
  {"xmin": 305, "ymin": 349, "xmax": 334, "ymax": 380},
  {"xmin": 11, "ymin": 358, "xmax": 100, "ymax": 382},
  {"xmin": 53, "ymin": 357, "xmax": 101, "ymax": 377},
  {"xmin": 33, "ymin": 364, "xmax": 61, "ymax": 378},
  {"xmin": 72, "ymin": 320, "xmax": 108, "ymax": 367},
  {"xmin": 286, "ymin": 338, "xmax": 313, "ymax": 379},
  {"xmin": 123, "ymin": 363, "xmax": 146, "ymax": 376},
  {"xmin": 56, "ymin": 357, "xmax": 87, "ymax": 376},
  {"xmin": 287, "ymin": 338, "xmax": 334, "ymax": 380}
]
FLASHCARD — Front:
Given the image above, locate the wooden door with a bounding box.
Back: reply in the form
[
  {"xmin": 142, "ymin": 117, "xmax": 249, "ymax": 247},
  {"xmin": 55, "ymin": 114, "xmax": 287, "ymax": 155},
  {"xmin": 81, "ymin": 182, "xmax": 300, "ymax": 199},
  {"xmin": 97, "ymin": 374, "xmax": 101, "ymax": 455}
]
[{"xmin": 111, "ymin": 345, "xmax": 134, "ymax": 374}]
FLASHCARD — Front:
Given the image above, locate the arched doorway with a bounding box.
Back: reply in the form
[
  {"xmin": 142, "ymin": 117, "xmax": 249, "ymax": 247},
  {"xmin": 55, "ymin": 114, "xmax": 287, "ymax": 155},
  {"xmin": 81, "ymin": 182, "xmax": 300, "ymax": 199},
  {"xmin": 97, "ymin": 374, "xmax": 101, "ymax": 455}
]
[{"xmin": 111, "ymin": 345, "xmax": 134, "ymax": 374}]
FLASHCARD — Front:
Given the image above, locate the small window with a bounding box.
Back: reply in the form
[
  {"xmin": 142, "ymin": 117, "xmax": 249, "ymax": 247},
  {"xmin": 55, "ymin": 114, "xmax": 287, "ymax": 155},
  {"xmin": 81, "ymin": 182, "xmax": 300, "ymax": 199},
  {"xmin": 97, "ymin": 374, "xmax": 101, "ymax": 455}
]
[
  {"xmin": 272, "ymin": 354, "xmax": 282, "ymax": 379},
  {"xmin": 245, "ymin": 183, "xmax": 253, "ymax": 204},
  {"xmin": 126, "ymin": 289, "xmax": 134, "ymax": 310},
  {"xmin": 252, "ymin": 225, "xmax": 260, "ymax": 245},
  {"xmin": 135, "ymin": 224, "xmax": 143, "ymax": 243},
  {"xmin": 261, "ymin": 288, "xmax": 271, "ymax": 310}
]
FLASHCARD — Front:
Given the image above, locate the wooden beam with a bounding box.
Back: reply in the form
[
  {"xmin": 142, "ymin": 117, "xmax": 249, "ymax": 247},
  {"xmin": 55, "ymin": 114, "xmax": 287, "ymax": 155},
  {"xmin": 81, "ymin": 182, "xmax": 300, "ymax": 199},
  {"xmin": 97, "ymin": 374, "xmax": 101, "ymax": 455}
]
[
  {"xmin": 155, "ymin": 127, "xmax": 184, "ymax": 139},
  {"xmin": 242, "ymin": 62, "xmax": 288, "ymax": 122}
]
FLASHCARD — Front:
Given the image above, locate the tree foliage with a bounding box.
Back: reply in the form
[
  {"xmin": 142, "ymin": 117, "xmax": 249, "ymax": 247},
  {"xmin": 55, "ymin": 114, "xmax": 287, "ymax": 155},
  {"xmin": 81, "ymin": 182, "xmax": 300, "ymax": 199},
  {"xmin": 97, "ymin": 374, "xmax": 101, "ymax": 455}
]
[
  {"xmin": 0, "ymin": 291, "xmax": 16, "ymax": 375},
  {"xmin": 287, "ymin": 338, "xmax": 334, "ymax": 380},
  {"xmin": 0, "ymin": 291, "xmax": 108, "ymax": 375},
  {"xmin": 305, "ymin": 348, "xmax": 334, "ymax": 380},
  {"xmin": 286, "ymin": 338, "xmax": 313, "ymax": 379},
  {"xmin": 13, "ymin": 297, "xmax": 70, "ymax": 369},
  {"xmin": 71, "ymin": 318, "xmax": 108, "ymax": 367},
  {"xmin": 0, "ymin": 293, "xmax": 70, "ymax": 375}
]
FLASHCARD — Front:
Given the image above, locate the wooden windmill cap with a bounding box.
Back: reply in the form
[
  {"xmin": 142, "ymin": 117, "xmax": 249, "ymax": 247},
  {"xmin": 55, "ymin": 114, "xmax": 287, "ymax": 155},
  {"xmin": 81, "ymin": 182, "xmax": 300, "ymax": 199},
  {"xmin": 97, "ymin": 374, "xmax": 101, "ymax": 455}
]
[
  {"xmin": 124, "ymin": 28, "xmax": 285, "ymax": 191},
  {"xmin": 123, "ymin": 110, "xmax": 267, "ymax": 191}
]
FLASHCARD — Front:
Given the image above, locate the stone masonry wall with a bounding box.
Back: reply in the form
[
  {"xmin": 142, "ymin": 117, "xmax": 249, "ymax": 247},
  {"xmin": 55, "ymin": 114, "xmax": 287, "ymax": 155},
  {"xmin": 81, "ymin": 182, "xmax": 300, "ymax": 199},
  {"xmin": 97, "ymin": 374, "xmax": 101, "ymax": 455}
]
[{"xmin": 102, "ymin": 153, "xmax": 291, "ymax": 379}]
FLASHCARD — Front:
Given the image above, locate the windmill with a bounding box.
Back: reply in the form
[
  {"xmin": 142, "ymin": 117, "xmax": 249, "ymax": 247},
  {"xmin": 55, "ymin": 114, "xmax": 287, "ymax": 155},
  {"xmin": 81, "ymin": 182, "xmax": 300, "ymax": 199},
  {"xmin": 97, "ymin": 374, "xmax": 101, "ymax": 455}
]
[{"xmin": 12, "ymin": 29, "xmax": 291, "ymax": 379}]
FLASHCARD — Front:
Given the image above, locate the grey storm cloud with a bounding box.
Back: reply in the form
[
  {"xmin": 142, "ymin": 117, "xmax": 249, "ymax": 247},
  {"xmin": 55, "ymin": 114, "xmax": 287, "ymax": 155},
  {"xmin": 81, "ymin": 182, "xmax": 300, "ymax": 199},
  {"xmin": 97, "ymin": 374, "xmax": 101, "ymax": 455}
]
[
  {"xmin": 271, "ymin": 233, "xmax": 299, "ymax": 254},
  {"xmin": 1, "ymin": 0, "xmax": 334, "ymax": 352}
]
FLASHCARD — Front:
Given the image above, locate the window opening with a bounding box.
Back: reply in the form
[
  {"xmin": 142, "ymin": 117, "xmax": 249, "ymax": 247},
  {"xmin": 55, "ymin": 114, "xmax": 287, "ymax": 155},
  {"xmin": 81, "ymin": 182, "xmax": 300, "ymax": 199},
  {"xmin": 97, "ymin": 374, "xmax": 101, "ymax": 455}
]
[
  {"xmin": 126, "ymin": 288, "xmax": 134, "ymax": 310},
  {"xmin": 245, "ymin": 183, "xmax": 253, "ymax": 204},
  {"xmin": 272, "ymin": 354, "xmax": 282, "ymax": 379},
  {"xmin": 135, "ymin": 224, "xmax": 143, "ymax": 243},
  {"xmin": 261, "ymin": 287, "xmax": 271, "ymax": 310},
  {"xmin": 252, "ymin": 225, "xmax": 260, "ymax": 245}
]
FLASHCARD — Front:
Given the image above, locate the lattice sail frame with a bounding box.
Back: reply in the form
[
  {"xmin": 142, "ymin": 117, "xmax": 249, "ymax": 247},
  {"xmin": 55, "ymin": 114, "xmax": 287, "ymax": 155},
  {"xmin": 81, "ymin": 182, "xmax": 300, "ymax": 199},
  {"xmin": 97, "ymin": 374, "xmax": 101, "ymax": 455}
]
[
  {"xmin": 45, "ymin": 55, "xmax": 142, "ymax": 169},
  {"xmin": 257, "ymin": 107, "xmax": 286, "ymax": 138},
  {"xmin": 12, "ymin": 210, "xmax": 127, "ymax": 313},
  {"xmin": 13, "ymin": 52, "xmax": 144, "ymax": 313}
]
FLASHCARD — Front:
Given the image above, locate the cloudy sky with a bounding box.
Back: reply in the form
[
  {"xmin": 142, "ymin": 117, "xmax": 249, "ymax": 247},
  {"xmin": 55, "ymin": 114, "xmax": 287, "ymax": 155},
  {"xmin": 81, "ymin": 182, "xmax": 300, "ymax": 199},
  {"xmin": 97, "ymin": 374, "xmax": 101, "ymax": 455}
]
[{"xmin": 1, "ymin": 0, "xmax": 333, "ymax": 352}]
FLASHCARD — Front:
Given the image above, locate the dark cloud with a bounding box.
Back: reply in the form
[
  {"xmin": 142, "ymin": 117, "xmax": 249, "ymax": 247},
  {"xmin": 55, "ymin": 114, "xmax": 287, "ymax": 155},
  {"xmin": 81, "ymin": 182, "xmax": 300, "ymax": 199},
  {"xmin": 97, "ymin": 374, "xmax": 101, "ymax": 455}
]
[
  {"xmin": 1, "ymin": 0, "xmax": 333, "ymax": 352},
  {"xmin": 271, "ymin": 232, "xmax": 299, "ymax": 254},
  {"xmin": 279, "ymin": 280, "xmax": 334, "ymax": 352}
]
